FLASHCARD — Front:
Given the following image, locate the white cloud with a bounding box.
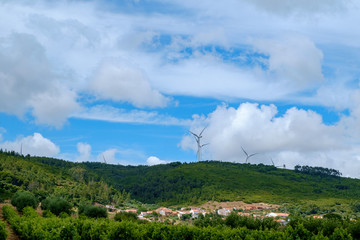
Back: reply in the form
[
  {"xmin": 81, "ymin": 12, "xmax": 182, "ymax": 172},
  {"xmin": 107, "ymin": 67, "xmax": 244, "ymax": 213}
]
[
  {"xmin": 146, "ymin": 156, "xmax": 169, "ymax": 165},
  {"xmin": 30, "ymin": 85, "xmax": 80, "ymax": 128},
  {"xmin": 179, "ymin": 103, "xmax": 360, "ymax": 175},
  {"xmin": 72, "ymin": 105, "xmax": 191, "ymax": 126},
  {"xmin": 76, "ymin": 142, "xmax": 91, "ymax": 162},
  {"xmin": 0, "ymin": 133, "xmax": 60, "ymax": 157},
  {"xmin": 97, "ymin": 148, "xmax": 118, "ymax": 164},
  {"xmin": 97, "ymin": 148, "xmax": 146, "ymax": 165},
  {"xmin": 0, "ymin": 32, "xmax": 79, "ymax": 127},
  {"xmin": 253, "ymin": 35, "xmax": 324, "ymax": 89},
  {"xmin": 0, "ymin": 127, "xmax": 5, "ymax": 141},
  {"xmin": 90, "ymin": 61, "xmax": 169, "ymax": 108},
  {"xmin": 242, "ymin": 0, "xmax": 348, "ymax": 17},
  {"xmin": 1, "ymin": 0, "xmax": 359, "ymax": 117}
]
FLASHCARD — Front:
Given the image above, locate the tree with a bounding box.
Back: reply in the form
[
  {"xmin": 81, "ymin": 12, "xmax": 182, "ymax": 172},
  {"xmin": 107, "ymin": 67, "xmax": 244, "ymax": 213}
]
[
  {"xmin": 78, "ymin": 204, "xmax": 107, "ymax": 218},
  {"xmin": 11, "ymin": 191, "xmax": 38, "ymax": 212},
  {"xmin": 41, "ymin": 197, "xmax": 72, "ymax": 216}
]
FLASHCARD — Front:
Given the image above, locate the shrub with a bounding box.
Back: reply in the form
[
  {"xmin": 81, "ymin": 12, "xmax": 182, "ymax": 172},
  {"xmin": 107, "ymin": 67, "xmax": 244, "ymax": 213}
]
[
  {"xmin": 0, "ymin": 220, "xmax": 7, "ymax": 240},
  {"xmin": 42, "ymin": 209, "xmax": 55, "ymax": 218},
  {"xmin": 41, "ymin": 197, "xmax": 72, "ymax": 216},
  {"xmin": 11, "ymin": 191, "xmax": 38, "ymax": 212},
  {"xmin": 324, "ymin": 213, "xmax": 342, "ymax": 221},
  {"xmin": 114, "ymin": 211, "xmax": 138, "ymax": 222},
  {"xmin": 79, "ymin": 204, "xmax": 107, "ymax": 218}
]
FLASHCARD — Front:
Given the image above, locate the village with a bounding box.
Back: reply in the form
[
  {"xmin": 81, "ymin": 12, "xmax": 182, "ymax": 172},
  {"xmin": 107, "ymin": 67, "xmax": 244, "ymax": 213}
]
[{"xmin": 105, "ymin": 201, "xmax": 293, "ymax": 225}]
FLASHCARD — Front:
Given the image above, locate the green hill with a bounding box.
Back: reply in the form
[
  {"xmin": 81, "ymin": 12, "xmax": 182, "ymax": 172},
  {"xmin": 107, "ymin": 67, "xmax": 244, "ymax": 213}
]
[
  {"xmin": 0, "ymin": 150, "xmax": 129, "ymax": 205},
  {"xmin": 3, "ymin": 150, "xmax": 360, "ymax": 209},
  {"xmin": 80, "ymin": 161, "xmax": 360, "ymax": 206}
]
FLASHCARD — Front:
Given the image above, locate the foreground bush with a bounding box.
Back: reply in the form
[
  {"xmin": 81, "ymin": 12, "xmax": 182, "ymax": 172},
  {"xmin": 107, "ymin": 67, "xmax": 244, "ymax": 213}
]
[
  {"xmin": 11, "ymin": 191, "xmax": 38, "ymax": 212},
  {"xmin": 0, "ymin": 220, "xmax": 7, "ymax": 240},
  {"xmin": 41, "ymin": 197, "xmax": 72, "ymax": 216},
  {"xmin": 78, "ymin": 204, "xmax": 107, "ymax": 218}
]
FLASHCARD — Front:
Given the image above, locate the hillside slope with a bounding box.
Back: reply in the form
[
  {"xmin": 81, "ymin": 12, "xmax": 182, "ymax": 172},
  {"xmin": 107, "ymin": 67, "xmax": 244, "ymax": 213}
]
[
  {"xmin": 5, "ymin": 151, "xmax": 360, "ymax": 206},
  {"xmin": 81, "ymin": 161, "xmax": 360, "ymax": 205},
  {"xmin": 0, "ymin": 151, "xmax": 129, "ymax": 205}
]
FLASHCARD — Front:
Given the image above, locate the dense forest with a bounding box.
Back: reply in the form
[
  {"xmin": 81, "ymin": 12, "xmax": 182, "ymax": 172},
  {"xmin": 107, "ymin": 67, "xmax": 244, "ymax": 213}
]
[
  {"xmin": 4, "ymin": 150, "xmax": 360, "ymax": 207},
  {"xmin": 79, "ymin": 160, "xmax": 360, "ymax": 205}
]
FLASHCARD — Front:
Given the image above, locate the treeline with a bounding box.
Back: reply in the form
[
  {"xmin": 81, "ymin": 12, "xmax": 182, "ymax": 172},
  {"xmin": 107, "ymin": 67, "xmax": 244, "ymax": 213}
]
[{"xmin": 294, "ymin": 165, "xmax": 342, "ymax": 178}]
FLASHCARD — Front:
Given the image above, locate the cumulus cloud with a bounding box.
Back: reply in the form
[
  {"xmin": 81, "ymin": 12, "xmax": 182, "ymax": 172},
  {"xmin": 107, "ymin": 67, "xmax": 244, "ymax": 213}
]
[
  {"xmin": 30, "ymin": 85, "xmax": 80, "ymax": 128},
  {"xmin": 0, "ymin": 33, "xmax": 79, "ymax": 127},
  {"xmin": 76, "ymin": 142, "xmax": 91, "ymax": 162},
  {"xmin": 180, "ymin": 103, "xmax": 354, "ymax": 173},
  {"xmin": 253, "ymin": 35, "xmax": 324, "ymax": 89},
  {"xmin": 91, "ymin": 62, "xmax": 169, "ymax": 108},
  {"xmin": 146, "ymin": 156, "xmax": 169, "ymax": 165},
  {"xmin": 0, "ymin": 133, "xmax": 60, "ymax": 157}
]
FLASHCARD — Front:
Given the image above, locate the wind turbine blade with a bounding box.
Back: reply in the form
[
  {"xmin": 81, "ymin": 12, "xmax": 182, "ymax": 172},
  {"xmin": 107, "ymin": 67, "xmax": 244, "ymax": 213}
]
[
  {"xmin": 249, "ymin": 153, "xmax": 257, "ymax": 158},
  {"xmin": 199, "ymin": 127, "xmax": 207, "ymax": 136},
  {"xmin": 271, "ymin": 158, "xmax": 274, "ymax": 166},
  {"xmin": 189, "ymin": 130, "xmax": 199, "ymax": 138},
  {"xmin": 241, "ymin": 147, "xmax": 248, "ymax": 157},
  {"xmin": 201, "ymin": 143, "xmax": 210, "ymax": 147}
]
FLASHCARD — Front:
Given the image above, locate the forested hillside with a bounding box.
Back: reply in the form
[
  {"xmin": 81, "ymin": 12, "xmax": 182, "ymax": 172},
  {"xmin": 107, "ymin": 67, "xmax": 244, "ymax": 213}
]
[
  {"xmin": 0, "ymin": 151, "xmax": 129, "ymax": 205},
  {"xmin": 21, "ymin": 151, "xmax": 360, "ymax": 206},
  {"xmin": 81, "ymin": 161, "xmax": 360, "ymax": 205}
]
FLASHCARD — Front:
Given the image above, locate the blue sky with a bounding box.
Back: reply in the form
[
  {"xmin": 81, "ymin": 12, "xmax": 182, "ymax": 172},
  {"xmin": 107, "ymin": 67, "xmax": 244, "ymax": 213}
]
[{"xmin": 1, "ymin": 0, "xmax": 360, "ymax": 177}]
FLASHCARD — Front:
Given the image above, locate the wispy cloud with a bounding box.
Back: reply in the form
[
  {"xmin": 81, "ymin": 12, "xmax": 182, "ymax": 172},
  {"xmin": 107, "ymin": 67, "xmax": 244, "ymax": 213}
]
[{"xmin": 72, "ymin": 105, "xmax": 191, "ymax": 126}]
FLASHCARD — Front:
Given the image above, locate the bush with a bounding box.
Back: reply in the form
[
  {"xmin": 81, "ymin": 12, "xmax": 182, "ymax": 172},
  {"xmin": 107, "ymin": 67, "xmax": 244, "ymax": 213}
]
[
  {"xmin": 114, "ymin": 211, "xmax": 138, "ymax": 222},
  {"xmin": 0, "ymin": 220, "xmax": 7, "ymax": 240},
  {"xmin": 42, "ymin": 209, "xmax": 55, "ymax": 218},
  {"xmin": 41, "ymin": 197, "xmax": 72, "ymax": 216},
  {"xmin": 11, "ymin": 191, "xmax": 38, "ymax": 212},
  {"xmin": 78, "ymin": 204, "xmax": 107, "ymax": 218}
]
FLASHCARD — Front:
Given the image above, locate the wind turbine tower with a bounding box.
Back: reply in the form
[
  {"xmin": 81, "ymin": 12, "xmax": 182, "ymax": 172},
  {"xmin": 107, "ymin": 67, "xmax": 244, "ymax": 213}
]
[{"xmin": 189, "ymin": 127, "xmax": 209, "ymax": 162}]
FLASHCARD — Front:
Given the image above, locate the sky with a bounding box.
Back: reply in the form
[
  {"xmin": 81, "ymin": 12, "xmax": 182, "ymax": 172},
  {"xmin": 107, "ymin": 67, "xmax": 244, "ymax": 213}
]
[{"xmin": 1, "ymin": 0, "xmax": 360, "ymax": 177}]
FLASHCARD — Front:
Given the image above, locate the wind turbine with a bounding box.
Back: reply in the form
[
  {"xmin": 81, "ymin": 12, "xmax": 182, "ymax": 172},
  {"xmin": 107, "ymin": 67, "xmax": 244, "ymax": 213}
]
[
  {"xmin": 189, "ymin": 127, "xmax": 209, "ymax": 162},
  {"xmin": 20, "ymin": 143, "xmax": 23, "ymax": 156},
  {"xmin": 102, "ymin": 155, "xmax": 107, "ymax": 164},
  {"xmin": 241, "ymin": 147, "xmax": 257, "ymax": 163}
]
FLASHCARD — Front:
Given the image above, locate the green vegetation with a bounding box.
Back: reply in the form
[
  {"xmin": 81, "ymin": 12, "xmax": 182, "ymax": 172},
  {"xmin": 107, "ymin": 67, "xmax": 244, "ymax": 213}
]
[
  {"xmin": 3, "ymin": 204, "xmax": 360, "ymax": 239},
  {"xmin": 78, "ymin": 204, "xmax": 108, "ymax": 218},
  {"xmin": 0, "ymin": 150, "xmax": 130, "ymax": 206},
  {"xmin": 80, "ymin": 161, "xmax": 360, "ymax": 206},
  {"xmin": 0, "ymin": 220, "xmax": 7, "ymax": 240},
  {"xmin": 11, "ymin": 191, "xmax": 38, "ymax": 212},
  {"xmin": 5, "ymin": 149, "xmax": 360, "ymax": 209},
  {"xmin": 41, "ymin": 197, "xmax": 72, "ymax": 216},
  {"xmin": 294, "ymin": 165, "xmax": 342, "ymax": 177},
  {"xmin": 114, "ymin": 211, "xmax": 140, "ymax": 222}
]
